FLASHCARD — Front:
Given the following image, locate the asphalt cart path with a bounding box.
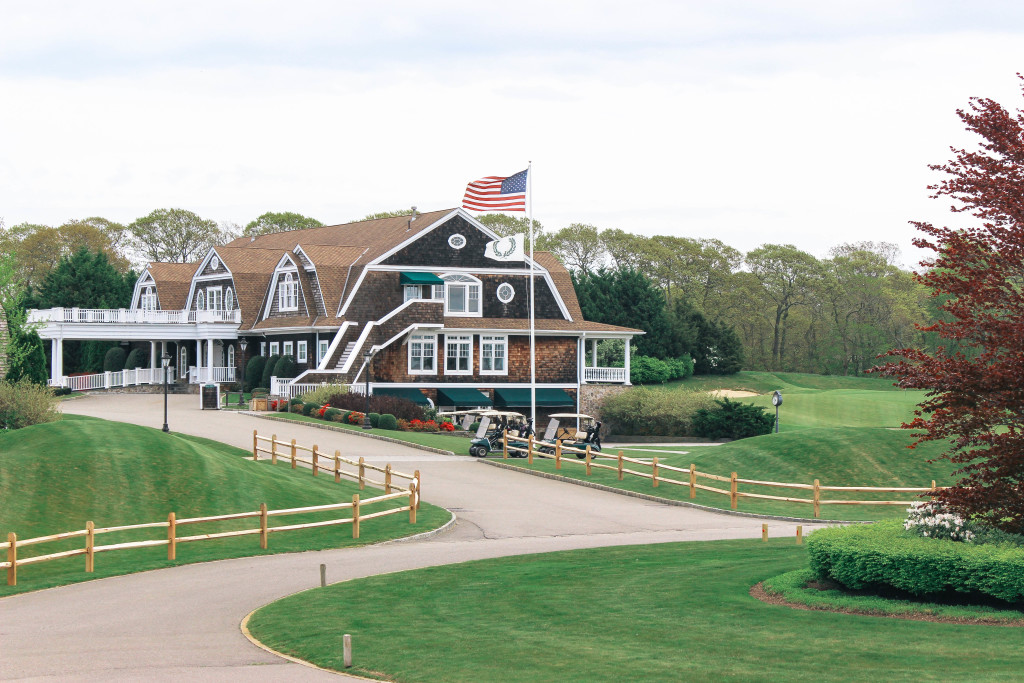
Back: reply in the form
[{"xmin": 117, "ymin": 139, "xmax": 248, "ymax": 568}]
[{"xmin": 0, "ymin": 394, "xmax": 823, "ymax": 681}]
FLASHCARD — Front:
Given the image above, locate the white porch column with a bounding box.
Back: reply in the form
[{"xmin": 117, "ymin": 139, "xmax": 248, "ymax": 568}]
[
  {"xmin": 160, "ymin": 341, "xmax": 167, "ymax": 383},
  {"xmin": 624, "ymin": 340, "xmax": 632, "ymax": 385},
  {"xmin": 50, "ymin": 338, "xmax": 64, "ymax": 386},
  {"xmin": 196, "ymin": 340, "xmax": 202, "ymax": 382},
  {"xmin": 206, "ymin": 339, "xmax": 214, "ymax": 377},
  {"xmin": 591, "ymin": 339, "xmax": 597, "ymax": 367},
  {"xmin": 150, "ymin": 341, "xmax": 157, "ymax": 370}
]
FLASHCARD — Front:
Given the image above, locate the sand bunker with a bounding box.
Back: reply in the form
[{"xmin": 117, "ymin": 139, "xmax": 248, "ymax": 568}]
[{"xmin": 708, "ymin": 389, "xmax": 759, "ymax": 398}]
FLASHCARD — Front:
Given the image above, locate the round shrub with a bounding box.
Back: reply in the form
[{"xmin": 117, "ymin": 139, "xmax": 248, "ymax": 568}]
[
  {"xmin": 103, "ymin": 347, "xmax": 127, "ymax": 372},
  {"xmin": 469, "ymin": 421, "xmax": 481, "ymax": 432},
  {"xmin": 378, "ymin": 413, "xmax": 398, "ymax": 430},
  {"xmin": 273, "ymin": 354, "xmax": 297, "ymax": 380},
  {"xmin": 123, "ymin": 347, "xmax": 147, "ymax": 370},
  {"xmin": 600, "ymin": 387, "xmax": 715, "ymax": 436},
  {"xmin": 324, "ymin": 407, "xmax": 341, "ymax": 421},
  {"xmin": 336, "ymin": 410, "xmax": 352, "ymax": 424},
  {"xmin": 260, "ymin": 354, "xmax": 281, "ymax": 389},
  {"xmin": 302, "ymin": 402, "xmax": 319, "ymax": 416},
  {"xmin": 368, "ymin": 412, "xmax": 380, "ymax": 428},
  {"xmin": 665, "ymin": 354, "xmax": 694, "ymax": 381},
  {"xmin": 691, "ymin": 398, "xmax": 773, "ymax": 440},
  {"xmin": 808, "ymin": 521, "xmax": 1024, "ymax": 603},
  {"xmin": 289, "ymin": 396, "xmax": 304, "ymax": 408},
  {"xmin": 245, "ymin": 356, "xmax": 267, "ymax": 392}
]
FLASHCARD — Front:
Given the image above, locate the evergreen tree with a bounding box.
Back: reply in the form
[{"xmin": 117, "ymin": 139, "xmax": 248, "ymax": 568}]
[{"xmin": 572, "ymin": 269, "xmax": 672, "ymax": 358}]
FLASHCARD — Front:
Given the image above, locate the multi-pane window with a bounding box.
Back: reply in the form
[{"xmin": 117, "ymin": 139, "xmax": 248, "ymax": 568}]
[
  {"xmin": 432, "ymin": 284, "xmax": 444, "ymax": 300},
  {"xmin": 443, "ymin": 274, "xmax": 481, "ymax": 316},
  {"xmin": 228, "ymin": 344, "xmax": 235, "ymax": 369},
  {"xmin": 283, "ymin": 341, "xmax": 293, "ymax": 358},
  {"xmin": 270, "ymin": 341, "xmax": 279, "ymax": 356},
  {"xmin": 142, "ymin": 286, "xmax": 158, "ymax": 311},
  {"xmin": 278, "ymin": 272, "xmax": 298, "ymax": 311},
  {"xmin": 318, "ymin": 340, "xmax": 329, "ymax": 364},
  {"xmin": 297, "ymin": 341, "xmax": 308, "ymax": 363},
  {"xmin": 196, "ymin": 290, "xmax": 205, "ymax": 310},
  {"xmin": 225, "ymin": 288, "xmax": 234, "ymax": 310},
  {"xmin": 445, "ymin": 334, "xmax": 472, "ymax": 374},
  {"xmin": 207, "ymin": 287, "xmax": 223, "ymax": 311},
  {"xmin": 260, "ymin": 342, "xmax": 267, "ymax": 356},
  {"xmin": 480, "ymin": 335, "xmax": 507, "ymax": 374},
  {"xmin": 409, "ymin": 334, "xmax": 436, "ymax": 374}
]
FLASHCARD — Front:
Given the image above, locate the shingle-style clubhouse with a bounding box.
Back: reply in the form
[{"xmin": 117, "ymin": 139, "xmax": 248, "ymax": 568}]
[{"xmin": 29, "ymin": 208, "xmax": 640, "ymax": 414}]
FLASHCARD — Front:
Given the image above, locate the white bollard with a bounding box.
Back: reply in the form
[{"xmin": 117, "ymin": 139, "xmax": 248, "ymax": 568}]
[{"xmin": 343, "ymin": 634, "xmax": 352, "ymax": 668}]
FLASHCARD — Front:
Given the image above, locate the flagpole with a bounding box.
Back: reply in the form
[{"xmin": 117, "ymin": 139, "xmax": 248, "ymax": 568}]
[{"xmin": 528, "ymin": 161, "xmax": 536, "ymax": 429}]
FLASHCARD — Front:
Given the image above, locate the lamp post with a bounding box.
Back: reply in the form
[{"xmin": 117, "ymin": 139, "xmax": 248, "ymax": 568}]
[
  {"xmin": 161, "ymin": 351, "xmax": 172, "ymax": 433},
  {"xmin": 238, "ymin": 338, "xmax": 248, "ymax": 392},
  {"xmin": 362, "ymin": 349, "xmax": 373, "ymax": 429}
]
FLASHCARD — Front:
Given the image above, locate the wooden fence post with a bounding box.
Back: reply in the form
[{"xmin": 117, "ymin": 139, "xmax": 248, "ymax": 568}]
[
  {"xmin": 555, "ymin": 440, "xmax": 562, "ymax": 470},
  {"xmin": 85, "ymin": 521, "xmax": 95, "ymax": 572},
  {"xmin": 253, "ymin": 430, "xmax": 258, "ymax": 460},
  {"xmin": 385, "ymin": 465, "xmax": 392, "ymax": 494},
  {"xmin": 762, "ymin": 523, "xmax": 768, "ymax": 542},
  {"xmin": 689, "ymin": 464, "xmax": 696, "ymax": 499},
  {"xmin": 652, "ymin": 457, "xmax": 659, "ymax": 488},
  {"xmin": 527, "ymin": 434, "xmax": 534, "ymax": 464},
  {"xmin": 334, "ymin": 451, "xmax": 341, "ymax": 483},
  {"xmin": 503, "ymin": 429, "xmax": 508, "ymax": 459},
  {"xmin": 409, "ymin": 483, "xmax": 417, "ymax": 524},
  {"xmin": 617, "ymin": 451, "xmax": 624, "ymax": 481},
  {"xmin": 585, "ymin": 445, "xmax": 592, "ymax": 475},
  {"xmin": 271, "ymin": 435, "xmax": 278, "ymax": 464},
  {"xmin": 414, "ymin": 470, "xmax": 421, "ymax": 510},
  {"xmin": 358, "ymin": 457, "xmax": 365, "ymax": 490},
  {"xmin": 168, "ymin": 512, "xmax": 177, "ymax": 561},
  {"xmin": 813, "ymin": 479, "xmax": 821, "ymax": 518},
  {"xmin": 796, "ymin": 525, "xmax": 803, "ymax": 545},
  {"xmin": 730, "ymin": 472, "xmax": 738, "ymax": 510},
  {"xmin": 312, "ymin": 445, "xmax": 319, "ymax": 476},
  {"xmin": 352, "ymin": 494, "xmax": 360, "ymax": 539},
  {"xmin": 7, "ymin": 532, "xmax": 16, "ymax": 586},
  {"xmin": 290, "ymin": 439, "xmax": 297, "ymax": 469},
  {"xmin": 259, "ymin": 503, "xmax": 268, "ymax": 550}
]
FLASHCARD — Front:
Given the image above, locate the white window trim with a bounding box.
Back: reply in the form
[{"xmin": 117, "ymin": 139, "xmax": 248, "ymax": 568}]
[
  {"xmin": 207, "ymin": 286, "xmax": 223, "ymax": 311},
  {"xmin": 283, "ymin": 341, "xmax": 294, "ymax": 358},
  {"xmin": 141, "ymin": 286, "xmax": 157, "ymax": 311},
  {"xmin": 480, "ymin": 335, "xmax": 508, "ymax": 376},
  {"xmin": 408, "ymin": 333, "xmax": 437, "ymax": 375},
  {"xmin": 431, "ymin": 284, "xmax": 444, "ymax": 300},
  {"xmin": 442, "ymin": 273, "xmax": 482, "ymax": 317},
  {"xmin": 260, "ymin": 342, "xmax": 267, "ymax": 356},
  {"xmin": 278, "ymin": 272, "xmax": 298, "ymax": 312},
  {"xmin": 318, "ymin": 340, "xmax": 329, "ymax": 364},
  {"xmin": 444, "ymin": 334, "xmax": 473, "ymax": 375},
  {"xmin": 404, "ymin": 285, "xmax": 421, "ymax": 303},
  {"xmin": 196, "ymin": 290, "xmax": 205, "ymax": 310},
  {"xmin": 270, "ymin": 341, "xmax": 280, "ymax": 356},
  {"xmin": 225, "ymin": 287, "xmax": 234, "ymax": 311},
  {"xmin": 297, "ymin": 341, "xmax": 308, "ymax": 363},
  {"xmin": 228, "ymin": 344, "xmax": 235, "ymax": 369}
]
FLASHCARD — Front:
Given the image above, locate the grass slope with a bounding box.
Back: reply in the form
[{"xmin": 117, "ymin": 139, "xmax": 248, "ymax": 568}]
[
  {"xmin": 503, "ymin": 427, "xmax": 955, "ymax": 520},
  {"xmin": 0, "ymin": 416, "xmax": 448, "ymax": 596},
  {"xmin": 667, "ymin": 370, "xmax": 904, "ymax": 394},
  {"xmin": 248, "ymin": 539, "xmax": 1024, "ymax": 682}
]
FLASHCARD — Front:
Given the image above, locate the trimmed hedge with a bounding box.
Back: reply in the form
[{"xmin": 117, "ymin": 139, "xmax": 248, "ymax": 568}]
[
  {"xmin": 324, "ymin": 407, "xmax": 341, "ymax": 421},
  {"xmin": 691, "ymin": 398, "xmax": 773, "ymax": 440},
  {"xmin": 808, "ymin": 521, "xmax": 1024, "ymax": 603},
  {"xmin": 124, "ymin": 347, "xmax": 147, "ymax": 370},
  {"xmin": 378, "ymin": 413, "xmax": 398, "ymax": 430},
  {"xmin": 261, "ymin": 354, "xmax": 281, "ymax": 390},
  {"xmin": 103, "ymin": 347, "xmax": 127, "ymax": 372},
  {"xmin": 245, "ymin": 356, "xmax": 267, "ymax": 392},
  {"xmin": 368, "ymin": 412, "xmax": 380, "ymax": 428},
  {"xmin": 302, "ymin": 402, "xmax": 319, "ymax": 416}
]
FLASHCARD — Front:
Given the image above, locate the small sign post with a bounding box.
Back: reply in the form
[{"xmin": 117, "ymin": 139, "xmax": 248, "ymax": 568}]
[{"xmin": 201, "ymin": 384, "xmax": 221, "ymax": 410}]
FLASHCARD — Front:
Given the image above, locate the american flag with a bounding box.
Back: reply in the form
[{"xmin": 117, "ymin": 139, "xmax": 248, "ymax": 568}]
[{"xmin": 462, "ymin": 169, "xmax": 528, "ymax": 212}]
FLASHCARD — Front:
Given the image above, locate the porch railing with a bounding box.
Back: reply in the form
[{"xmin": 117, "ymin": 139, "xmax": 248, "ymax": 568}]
[
  {"xmin": 189, "ymin": 366, "xmax": 236, "ymax": 384},
  {"xmin": 270, "ymin": 378, "xmax": 350, "ymax": 399},
  {"xmin": 583, "ymin": 366, "xmax": 628, "ymax": 383},
  {"xmin": 28, "ymin": 307, "xmax": 241, "ymax": 325}
]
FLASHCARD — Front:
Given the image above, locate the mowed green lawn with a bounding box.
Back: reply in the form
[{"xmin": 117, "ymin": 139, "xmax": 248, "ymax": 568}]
[
  {"xmin": 505, "ymin": 426, "xmax": 955, "ymax": 520},
  {"xmin": 668, "ymin": 370, "xmax": 904, "ymax": 394},
  {"xmin": 0, "ymin": 416, "xmax": 449, "ymax": 596},
  {"xmin": 248, "ymin": 539, "xmax": 1024, "ymax": 682}
]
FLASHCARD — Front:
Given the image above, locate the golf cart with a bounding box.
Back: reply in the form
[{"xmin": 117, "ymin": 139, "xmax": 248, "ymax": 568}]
[
  {"xmin": 541, "ymin": 413, "xmax": 603, "ymax": 457},
  {"xmin": 468, "ymin": 410, "xmax": 531, "ymax": 458}
]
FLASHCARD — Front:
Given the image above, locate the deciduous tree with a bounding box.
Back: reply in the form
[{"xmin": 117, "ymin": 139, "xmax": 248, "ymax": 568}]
[
  {"xmin": 244, "ymin": 211, "xmax": 323, "ymax": 237},
  {"xmin": 129, "ymin": 208, "xmax": 225, "ymax": 263},
  {"xmin": 876, "ymin": 79, "xmax": 1024, "ymax": 532}
]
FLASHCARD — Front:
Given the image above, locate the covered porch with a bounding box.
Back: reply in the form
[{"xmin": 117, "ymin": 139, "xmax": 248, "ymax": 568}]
[{"xmin": 580, "ymin": 334, "xmax": 631, "ymax": 384}]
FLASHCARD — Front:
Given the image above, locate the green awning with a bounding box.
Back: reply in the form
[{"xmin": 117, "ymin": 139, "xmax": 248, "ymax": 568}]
[
  {"xmin": 493, "ymin": 388, "xmax": 576, "ymax": 408},
  {"xmin": 436, "ymin": 387, "xmax": 492, "ymax": 407},
  {"xmin": 400, "ymin": 272, "xmax": 445, "ymax": 285},
  {"xmin": 373, "ymin": 387, "xmax": 430, "ymax": 405}
]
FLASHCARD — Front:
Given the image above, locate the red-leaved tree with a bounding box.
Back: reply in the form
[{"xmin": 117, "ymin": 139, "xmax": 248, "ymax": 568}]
[{"xmin": 876, "ymin": 76, "xmax": 1024, "ymax": 533}]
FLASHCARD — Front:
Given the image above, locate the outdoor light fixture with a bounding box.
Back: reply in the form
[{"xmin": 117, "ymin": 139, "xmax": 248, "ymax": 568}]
[
  {"xmin": 238, "ymin": 338, "xmax": 248, "ymax": 393},
  {"xmin": 161, "ymin": 351, "xmax": 172, "ymax": 433},
  {"xmin": 362, "ymin": 349, "xmax": 373, "ymax": 429}
]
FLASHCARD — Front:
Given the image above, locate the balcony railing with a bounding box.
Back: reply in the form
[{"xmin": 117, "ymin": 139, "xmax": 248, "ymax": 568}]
[
  {"xmin": 189, "ymin": 366, "xmax": 236, "ymax": 384},
  {"xmin": 53, "ymin": 366, "xmax": 177, "ymax": 392},
  {"xmin": 28, "ymin": 307, "xmax": 241, "ymax": 325},
  {"xmin": 583, "ymin": 366, "xmax": 628, "ymax": 383}
]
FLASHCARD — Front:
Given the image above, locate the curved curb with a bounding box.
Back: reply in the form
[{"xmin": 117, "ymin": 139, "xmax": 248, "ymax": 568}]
[
  {"xmin": 377, "ymin": 511, "xmax": 458, "ymax": 545},
  {"xmin": 238, "ymin": 411, "xmax": 457, "ymax": 456},
  {"xmin": 241, "ymin": 611, "xmax": 376, "ymax": 679},
  {"xmin": 480, "ymin": 459, "xmax": 859, "ymax": 525}
]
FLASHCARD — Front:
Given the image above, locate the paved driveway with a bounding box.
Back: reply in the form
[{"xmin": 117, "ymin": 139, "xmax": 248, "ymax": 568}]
[{"xmin": 0, "ymin": 394, "xmax": 824, "ymax": 681}]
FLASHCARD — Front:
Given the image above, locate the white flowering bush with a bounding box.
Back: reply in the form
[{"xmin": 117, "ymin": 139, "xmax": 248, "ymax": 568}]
[{"xmin": 904, "ymin": 501, "xmax": 975, "ymax": 542}]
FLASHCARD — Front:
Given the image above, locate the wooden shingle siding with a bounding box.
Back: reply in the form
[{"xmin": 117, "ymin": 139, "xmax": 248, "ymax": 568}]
[
  {"xmin": 381, "ymin": 215, "xmax": 523, "ymax": 269},
  {"xmin": 344, "ymin": 271, "xmax": 405, "ymax": 322},
  {"xmin": 306, "ymin": 271, "xmax": 326, "ymax": 316},
  {"xmin": 192, "ymin": 278, "xmax": 235, "ymax": 310}
]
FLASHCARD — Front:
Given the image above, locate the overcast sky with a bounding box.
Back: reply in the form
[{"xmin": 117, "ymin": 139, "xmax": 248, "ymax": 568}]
[{"xmin": 2, "ymin": 1, "xmax": 1023, "ymax": 269}]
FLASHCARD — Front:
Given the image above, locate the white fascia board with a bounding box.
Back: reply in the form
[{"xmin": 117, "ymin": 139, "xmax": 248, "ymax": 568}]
[
  {"xmin": 130, "ymin": 269, "xmax": 155, "ymax": 309},
  {"xmin": 338, "ymin": 266, "xmax": 369, "ymax": 317},
  {"xmin": 185, "ymin": 247, "xmax": 233, "ymax": 310},
  {"xmin": 292, "ymin": 245, "xmax": 326, "ymax": 313},
  {"xmin": 316, "ymin": 321, "xmax": 357, "ymax": 371},
  {"xmin": 33, "ymin": 322, "xmax": 239, "ymax": 342},
  {"xmin": 368, "ymin": 209, "xmax": 461, "ymax": 266}
]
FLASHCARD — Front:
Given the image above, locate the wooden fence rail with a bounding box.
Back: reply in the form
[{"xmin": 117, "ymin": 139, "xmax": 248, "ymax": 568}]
[
  {"xmin": 0, "ymin": 433, "xmax": 420, "ymax": 587},
  {"xmin": 502, "ymin": 430, "xmax": 942, "ymax": 518}
]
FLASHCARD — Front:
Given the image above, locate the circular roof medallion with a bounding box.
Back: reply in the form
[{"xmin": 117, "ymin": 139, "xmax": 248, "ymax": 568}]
[
  {"xmin": 211, "ymin": 255, "xmax": 220, "ymax": 270},
  {"xmin": 497, "ymin": 282, "xmax": 515, "ymax": 303},
  {"xmin": 448, "ymin": 234, "xmax": 467, "ymax": 249}
]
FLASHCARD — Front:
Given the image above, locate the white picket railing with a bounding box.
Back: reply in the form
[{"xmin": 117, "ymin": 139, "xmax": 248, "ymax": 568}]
[
  {"xmin": 56, "ymin": 367, "xmax": 177, "ymax": 392},
  {"xmin": 28, "ymin": 307, "xmax": 241, "ymax": 325},
  {"xmin": 583, "ymin": 366, "xmax": 628, "ymax": 383},
  {"xmin": 189, "ymin": 366, "xmax": 236, "ymax": 384},
  {"xmin": 270, "ymin": 378, "xmax": 350, "ymax": 399}
]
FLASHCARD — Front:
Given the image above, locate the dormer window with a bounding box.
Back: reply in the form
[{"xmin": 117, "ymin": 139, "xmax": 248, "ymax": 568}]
[
  {"xmin": 140, "ymin": 286, "xmax": 157, "ymax": 311},
  {"xmin": 196, "ymin": 290, "xmax": 205, "ymax": 310},
  {"xmin": 207, "ymin": 286, "xmax": 222, "ymax": 311},
  {"xmin": 279, "ymin": 272, "xmax": 298, "ymax": 311},
  {"xmin": 225, "ymin": 287, "xmax": 234, "ymax": 311},
  {"xmin": 443, "ymin": 273, "xmax": 481, "ymax": 317}
]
